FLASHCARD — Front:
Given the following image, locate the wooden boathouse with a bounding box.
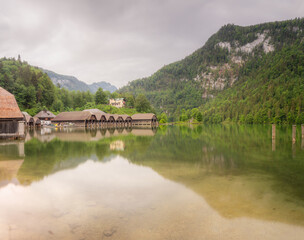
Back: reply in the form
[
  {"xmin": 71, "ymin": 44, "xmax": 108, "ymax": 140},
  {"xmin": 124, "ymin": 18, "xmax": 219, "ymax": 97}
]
[
  {"xmin": 35, "ymin": 110, "xmax": 56, "ymax": 125},
  {"xmin": 22, "ymin": 112, "xmax": 32, "ymax": 126},
  {"xmin": 112, "ymin": 114, "xmax": 124, "ymax": 127},
  {"xmin": 83, "ymin": 109, "xmax": 106, "ymax": 127},
  {"xmin": 29, "ymin": 117, "xmax": 41, "ymax": 128},
  {"xmin": 0, "ymin": 87, "xmax": 25, "ymax": 139},
  {"xmin": 104, "ymin": 114, "xmax": 116, "ymax": 127},
  {"xmin": 131, "ymin": 113, "xmax": 158, "ymax": 126},
  {"xmin": 52, "ymin": 111, "xmax": 97, "ymax": 127},
  {"xmin": 120, "ymin": 115, "xmax": 132, "ymax": 127}
]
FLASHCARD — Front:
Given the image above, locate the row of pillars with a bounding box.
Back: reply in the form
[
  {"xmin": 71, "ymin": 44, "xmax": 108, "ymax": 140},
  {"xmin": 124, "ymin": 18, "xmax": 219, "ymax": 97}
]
[
  {"xmin": 272, "ymin": 124, "xmax": 304, "ymax": 152},
  {"xmin": 272, "ymin": 124, "xmax": 304, "ymax": 142}
]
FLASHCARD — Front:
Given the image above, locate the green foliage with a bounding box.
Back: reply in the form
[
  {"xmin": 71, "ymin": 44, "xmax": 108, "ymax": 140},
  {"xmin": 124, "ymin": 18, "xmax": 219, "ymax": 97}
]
[
  {"xmin": 135, "ymin": 94, "xmax": 152, "ymax": 113},
  {"xmin": 119, "ymin": 18, "xmax": 304, "ymax": 123},
  {"xmin": 201, "ymin": 42, "xmax": 304, "ymax": 124},
  {"xmin": 196, "ymin": 112, "xmax": 203, "ymax": 122},
  {"xmin": 95, "ymin": 87, "xmax": 108, "ymax": 104},
  {"xmin": 0, "ymin": 57, "xmax": 153, "ymax": 116},
  {"xmin": 158, "ymin": 112, "xmax": 168, "ymax": 123}
]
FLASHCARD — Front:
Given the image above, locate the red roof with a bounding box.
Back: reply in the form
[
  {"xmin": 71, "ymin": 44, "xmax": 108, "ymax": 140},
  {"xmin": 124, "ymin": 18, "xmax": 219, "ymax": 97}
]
[{"xmin": 0, "ymin": 87, "xmax": 23, "ymax": 119}]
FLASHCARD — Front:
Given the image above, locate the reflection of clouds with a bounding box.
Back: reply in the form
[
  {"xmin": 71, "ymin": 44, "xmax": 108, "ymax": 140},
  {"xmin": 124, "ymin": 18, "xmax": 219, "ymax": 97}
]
[
  {"xmin": 0, "ymin": 156, "xmax": 304, "ymax": 239},
  {"xmin": 0, "ymin": 156, "xmax": 179, "ymax": 216}
]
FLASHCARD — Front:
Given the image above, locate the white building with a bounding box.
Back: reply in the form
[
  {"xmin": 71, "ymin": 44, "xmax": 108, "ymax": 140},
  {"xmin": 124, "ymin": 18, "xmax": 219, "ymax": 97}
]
[{"xmin": 109, "ymin": 98, "xmax": 125, "ymax": 108}]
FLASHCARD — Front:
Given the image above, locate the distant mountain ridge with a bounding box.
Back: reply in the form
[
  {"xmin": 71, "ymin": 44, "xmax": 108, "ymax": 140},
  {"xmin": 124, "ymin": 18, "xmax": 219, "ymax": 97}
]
[{"xmin": 41, "ymin": 69, "xmax": 117, "ymax": 93}]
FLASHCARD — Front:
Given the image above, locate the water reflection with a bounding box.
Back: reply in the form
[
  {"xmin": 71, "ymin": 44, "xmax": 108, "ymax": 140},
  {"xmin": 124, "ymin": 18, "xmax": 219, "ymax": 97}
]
[{"xmin": 0, "ymin": 125, "xmax": 304, "ymax": 239}]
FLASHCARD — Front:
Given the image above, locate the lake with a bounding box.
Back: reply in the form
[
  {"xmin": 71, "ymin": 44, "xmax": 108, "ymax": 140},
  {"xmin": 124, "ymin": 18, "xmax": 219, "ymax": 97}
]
[{"xmin": 0, "ymin": 125, "xmax": 304, "ymax": 240}]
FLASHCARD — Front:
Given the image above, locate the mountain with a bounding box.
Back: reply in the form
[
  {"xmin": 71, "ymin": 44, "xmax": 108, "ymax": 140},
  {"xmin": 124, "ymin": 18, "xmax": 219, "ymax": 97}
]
[
  {"xmin": 88, "ymin": 81, "xmax": 117, "ymax": 94},
  {"xmin": 42, "ymin": 69, "xmax": 117, "ymax": 93},
  {"xmin": 119, "ymin": 18, "xmax": 304, "ymax": 124},
  {"xmin": 0, "ymin": 58, "xmax": 99, "ymax": 114}
]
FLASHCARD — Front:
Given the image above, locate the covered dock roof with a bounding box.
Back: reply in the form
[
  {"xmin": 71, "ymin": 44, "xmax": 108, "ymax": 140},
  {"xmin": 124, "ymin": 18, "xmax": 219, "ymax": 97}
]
[
  {"xmin": 0, "ymin": 87, "xmax": 23, "ymax": 120},
  {"xmin": 83, "ymin": 109, "xmax": 105, "ymax": 120},
  {"xmin": 34, "ymin": 110, "xmax": 56, "ymax": 119},
  {"xmin": 52, "ymin": 111, "xmax": 96, "ymax": 122},
  {"xmin": 131, "ymin": 113, "xmax": 156, "ymax": 120},
  {"xmin": 119, "ymin": 114, "xmax": 132, "ymax": 121},
  {"xmin": 22, "ymin": 112, "xmax": 32, "ymax": 123}
]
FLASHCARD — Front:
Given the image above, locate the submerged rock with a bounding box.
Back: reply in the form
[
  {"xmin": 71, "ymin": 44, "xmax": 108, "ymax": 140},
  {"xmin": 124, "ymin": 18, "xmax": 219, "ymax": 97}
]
[{"xmin": 103, "ymin": 227, "xmax": 117, "ymax": 237}]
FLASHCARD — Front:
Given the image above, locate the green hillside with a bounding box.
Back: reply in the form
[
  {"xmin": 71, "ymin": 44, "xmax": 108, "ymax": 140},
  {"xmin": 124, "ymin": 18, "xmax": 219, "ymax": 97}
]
[
  {"xmin": 0, "ymin": 57, "xmax": 150, "ymax": 116},
  {"xmin": 0, "ymin": 57, "xmax": 94, "ymax": 115},
  {"xmin": 119, "ymin": 18, "xmax": 304, "ymax": 123}
]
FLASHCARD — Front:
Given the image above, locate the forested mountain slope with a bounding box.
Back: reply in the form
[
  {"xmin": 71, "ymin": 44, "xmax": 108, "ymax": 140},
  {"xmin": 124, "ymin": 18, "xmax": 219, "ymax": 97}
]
[
  {"xmin": 0, "ymin": 58, "xmax": 94, "ymax": 114},
  {"xmin": 119, "ymin": 18, "xmax": 304, "ymax": 123}
]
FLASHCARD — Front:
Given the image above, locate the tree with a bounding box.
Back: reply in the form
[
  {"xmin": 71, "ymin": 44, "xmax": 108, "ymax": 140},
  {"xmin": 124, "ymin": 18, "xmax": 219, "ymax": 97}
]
[
  {"xmin": 135, "ymin": 94, "xmax": 151, "ymax": 112},
  {"xmin": 110, "ymin": 92, "xmax": 120, "ymax": 99},
  {"xmin": 196, "ymin": 112, "xmax": 203, "ymax": 122},
  {"xmin": 159, "ymin": 112, "xmax": 168, "ymax": 123},
  {"xmin": 52, "ymin": 99, "xmax": 64, "ymax": 112},
  {"xmin": 95, "ymin": 88, "xmax": 108, "ymax": 104},
  {"xmin": 122, "ymin": 93, "xmax": 135, "ymax": 108}
]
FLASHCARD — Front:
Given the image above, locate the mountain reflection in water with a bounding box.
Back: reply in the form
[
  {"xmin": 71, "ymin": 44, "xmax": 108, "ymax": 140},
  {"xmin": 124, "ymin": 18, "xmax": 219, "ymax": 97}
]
[{"xmin": 0, "ymin": 125, "xmax": 304, "ymax": 240}]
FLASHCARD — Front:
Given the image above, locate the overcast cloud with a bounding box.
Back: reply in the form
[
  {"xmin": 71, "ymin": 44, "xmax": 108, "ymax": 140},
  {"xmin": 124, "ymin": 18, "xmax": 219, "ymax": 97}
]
[{"xmin": 0, "ymin": 0, "xmax": 303, "ymax": 87}]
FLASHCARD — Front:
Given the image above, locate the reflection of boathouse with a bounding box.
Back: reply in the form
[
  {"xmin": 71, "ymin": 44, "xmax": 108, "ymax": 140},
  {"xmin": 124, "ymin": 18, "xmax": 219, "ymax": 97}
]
[
  {"xmin": 0, "ymin": 87, "xmax": 25, "ymax": 139},
  {"xmin": 52, "ymin": 111, "xmax": 97, "ymax": 127}
]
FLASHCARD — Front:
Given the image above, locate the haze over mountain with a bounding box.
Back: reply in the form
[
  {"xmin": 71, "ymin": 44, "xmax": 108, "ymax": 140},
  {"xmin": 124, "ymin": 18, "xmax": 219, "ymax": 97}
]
[
  {"xmin": 42, "ymin": 69, "xmax": 117, "ymax": 93},
  {"xmin": 120, "ymin": 18, "xmax": 304, "ymax": 123}
]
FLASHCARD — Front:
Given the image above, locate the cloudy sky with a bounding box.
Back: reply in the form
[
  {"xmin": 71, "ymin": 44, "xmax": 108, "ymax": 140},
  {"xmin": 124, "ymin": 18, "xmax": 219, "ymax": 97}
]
[{"xmin": 0, "ymin": 0, "xmax": 303, "ymax": 88}]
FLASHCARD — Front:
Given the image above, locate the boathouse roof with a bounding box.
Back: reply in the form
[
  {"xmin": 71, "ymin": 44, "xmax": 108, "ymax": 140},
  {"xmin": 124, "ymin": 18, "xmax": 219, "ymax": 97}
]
[
  {"xmin": 112, "ymin": 114, "xmax": 120, "ymax": 121},
  {"xmin": 30, "ymin": 117, "xmax": 41, "ymax": 125},
  {"xmin": 22, "ymin": 112, "xmax": 32, "ymax": 123},
  {"xmin": 0, "ymin": 87, "xmax": 23, "ymax": 119},
  {"xmin": 83, "ymin": 109, "xmax": 105, "ymax": 120},
  {"xmin": 119, "ymin": 114, "xmax": 132, "ymax": 121},
  {"xmin": 52, "ymin": 111, "xmax": 96, "ymax": 122},
  {"xmin": 34, "ymin": 110, "xmax": 56, "ymax": 119},
  {"xmin": 102, "ymin": 114, "xmax": 113, "ymax": 121},
  {"xmin": 131, "ymin": 113, "xmax": 156, "ymax": 120}
]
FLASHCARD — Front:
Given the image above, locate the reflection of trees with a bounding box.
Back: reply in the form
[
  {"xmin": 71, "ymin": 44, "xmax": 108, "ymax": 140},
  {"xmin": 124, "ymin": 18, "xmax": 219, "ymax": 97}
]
[
  {"xmin": 18, "ymin": 139, "xmax": 111, "ymax": 185},
  {"xmin": 17, "ymin": 132, "xmax": 154, "ymax": 185},
  {"xmin": 122, "ymin": 125, "xmax": 304, "ymax": 226},
  {"xmin": 6, "ymin": 125, "xmax": 304, "ymax": 226},
  {"xmin": 125, "ymin": 125, "xmax": 304, "ymax": 201}
]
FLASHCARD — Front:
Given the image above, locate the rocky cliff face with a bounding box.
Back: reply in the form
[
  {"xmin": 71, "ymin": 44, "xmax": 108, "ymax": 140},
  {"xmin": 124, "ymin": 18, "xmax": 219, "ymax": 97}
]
[{"xmin": 196, "ymin": 31, "xmax": 276, "ymax": 97}]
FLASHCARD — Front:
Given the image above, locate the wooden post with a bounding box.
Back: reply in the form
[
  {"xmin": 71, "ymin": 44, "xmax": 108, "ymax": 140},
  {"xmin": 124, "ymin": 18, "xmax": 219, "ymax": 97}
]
[
  {"xmin": 302, "ymin": 125, "xmax": 304, "ymax": 150},
  {"xmin": 292, "ymin": 125, "xmax": 296, "ymax": 143},
  {"xmin": 272, "ymin": 124, "xmax": 276, "ymax": 139},
  {"xmin": 272, "ymin": 138, "xmax": 276, "ymax": 152}
]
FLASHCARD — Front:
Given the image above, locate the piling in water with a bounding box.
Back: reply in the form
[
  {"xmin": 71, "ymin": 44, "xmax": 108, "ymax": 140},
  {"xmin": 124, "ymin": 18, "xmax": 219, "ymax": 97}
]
[
  {"xmin": 272, "ymin": 124, "xmax": 276, "ymax": 139},
  {"xmin": 292, "ymin": 125, "xmax": 296, "ymax": 143}
]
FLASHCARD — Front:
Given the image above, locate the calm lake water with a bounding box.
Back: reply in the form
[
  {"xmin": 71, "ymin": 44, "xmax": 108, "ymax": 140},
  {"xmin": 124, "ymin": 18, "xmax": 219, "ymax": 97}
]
[{"xmin": 0, "ymin": 125, "xmax": 304, "ymax": 240}]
